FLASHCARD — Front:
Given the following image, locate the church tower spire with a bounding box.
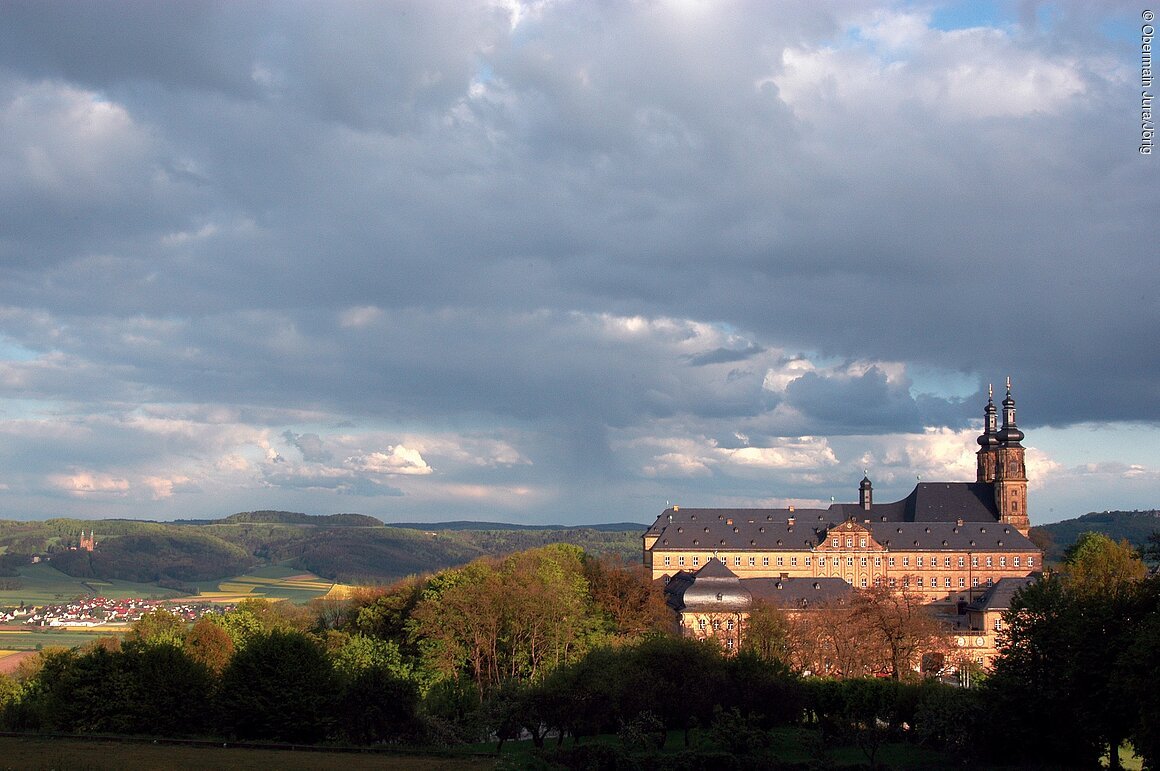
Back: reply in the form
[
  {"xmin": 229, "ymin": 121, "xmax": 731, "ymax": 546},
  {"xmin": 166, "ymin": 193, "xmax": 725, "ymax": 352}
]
[
  {"xmin": 976, "ymin": 384, "xmax": 999, "ymax": 483},
  {"xmin": 993, "ymin": 377, "xmax": 1029, "ymax": 535}
]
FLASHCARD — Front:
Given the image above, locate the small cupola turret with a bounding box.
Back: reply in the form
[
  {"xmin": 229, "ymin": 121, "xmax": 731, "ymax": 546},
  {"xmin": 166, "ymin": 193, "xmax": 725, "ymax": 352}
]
[{"xmin": 859, "ymin": 474, "xmax": 873, "ymax": 510}]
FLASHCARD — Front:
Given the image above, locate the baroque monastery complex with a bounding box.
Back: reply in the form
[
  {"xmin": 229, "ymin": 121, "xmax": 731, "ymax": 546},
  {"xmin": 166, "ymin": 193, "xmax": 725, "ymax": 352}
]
[{"xmin": 644, "ymin": 382, "xmax": 1041, "ymax": 667}]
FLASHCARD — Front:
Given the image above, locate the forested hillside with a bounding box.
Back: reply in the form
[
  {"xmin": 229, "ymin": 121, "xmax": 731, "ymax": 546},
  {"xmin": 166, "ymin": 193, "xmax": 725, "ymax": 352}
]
[
  {"xmin": 0, "ymin": 512, "xmax": 644, "ymax": 586},
  {"xmin": 1031, "ymin": 509, "xmax": 1160, "ymax": 563}
]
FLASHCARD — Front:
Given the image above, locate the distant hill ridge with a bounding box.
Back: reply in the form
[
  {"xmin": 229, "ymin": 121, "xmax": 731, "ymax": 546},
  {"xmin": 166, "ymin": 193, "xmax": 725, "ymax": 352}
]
[
  {"xmin": 387, "ymin": 520, "xmax": 647, "ymax": 532},
  {"xmin": 218, "ymin": 510, "xmax": 384, "ymax": 527},
  {"xmin": 1031, "ymin": 509, "xmax": 1160, "ymax": 563}
]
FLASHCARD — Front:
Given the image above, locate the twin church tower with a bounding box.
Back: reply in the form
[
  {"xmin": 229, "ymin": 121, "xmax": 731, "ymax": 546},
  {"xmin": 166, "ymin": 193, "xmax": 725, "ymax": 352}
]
[{"xmin": 977, "ymin": 379, "xmax": 1029, "ymax": 535}]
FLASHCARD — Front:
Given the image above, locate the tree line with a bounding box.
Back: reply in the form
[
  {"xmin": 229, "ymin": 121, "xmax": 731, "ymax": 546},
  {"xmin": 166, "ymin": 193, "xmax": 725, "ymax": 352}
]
[{"xmin": 0, "ymin": 536, "xmax": 1156, "ymax": 768}]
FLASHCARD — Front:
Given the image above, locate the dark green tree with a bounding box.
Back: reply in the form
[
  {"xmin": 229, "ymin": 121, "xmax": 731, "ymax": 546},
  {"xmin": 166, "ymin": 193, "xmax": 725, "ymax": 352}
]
[
  {"xmin": 335, "ymin": 663, "xmax": 420, "ymax": 744},
  {"xmin": 217, "ymin": 630, "xmax": 338, "ymax": 743},
  {"xmin": 983, "ymin": 572, "xmax": 1151, "ymax": 769},
  {"xmin": 1116, "ymin": 577, "xmax": 1160, "ymax": 769}
]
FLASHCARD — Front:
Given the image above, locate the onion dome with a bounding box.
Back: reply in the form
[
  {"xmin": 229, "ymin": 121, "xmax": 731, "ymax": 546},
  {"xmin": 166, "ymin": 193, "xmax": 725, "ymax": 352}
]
[
  {"xmin": 977, "ymin": 385, "xmax": 1000, "ymax": 448},
  {"xmin": 996, "ymin": 378, "xmax": 1025, "ymax": 446}
]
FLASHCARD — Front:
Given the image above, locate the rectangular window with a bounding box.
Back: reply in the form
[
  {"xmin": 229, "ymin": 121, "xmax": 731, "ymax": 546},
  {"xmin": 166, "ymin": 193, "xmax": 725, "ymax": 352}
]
[
  {"xmin": 958, "ymin": 556, "xmax": 965, "ymax": 567},
  {"xmin": 986, "ymin": 578, "xmax": 994, "ymax": 587},
  {"xmin": 1000, "ymin": 556, "xmax": 1007, "ymax": 567},
  {"xmin": 860, "ymin": 538, "xmax": 867, "ymax": 548},
  {"xmin": 818, "ymin": 556, "xmax": 826, "ymax": 567},
  {"xmin": 903, "ymin": 557, "xmax": 910, "ymax": 567},
  {"xmin": 917, "ymin": 577, "xmax": 924, "ymax": 587},
  {"xmin": 748, "ymin": 556, "xmax": 755, "ymax": 566},
  {"xmin": 874, "ymin": 556, "xmax": 882, "ymax": 566},
  {"xmin": 832, "ymin": 538, "xmax": 839, "ymax": 547},
  {"xmin": 972, "ymin": 556, "xmax": 980, "ymax": 567},
  {"xmin": 776, "ymin": 557, "xmax": 784, "ymax": 566},
  {"xmin": 944, "ymin": 556, "xmax": 952, "ymax": 567},
  {"xmin": 679, "ymin": 556, "xmax": 685, "ymax": 566},
  {"xmin": 664, "ymin": 556, "xmax": 671, "ymax": 566},
  {"xmin": 917, "ymin": 556, "xmax": 924, "ymax": 567},
  {"xmin": 994, "ymin": 619, "xmax": 1002, "ymax": 631},
  {"xmin": 888, "ymin": 577, "xmax": 897, "ymax": 587},
  {"xmin": 791, "ymin": 557, "xmax": 798, "ymax": 566},
  {"xmin": 805, "ymin": 557, "xmax": 812, "ymax": 566},
  {"xmin": 972, "ymin": 577, "xmax": 980, "ymax": 587},
  {"xmin": 889, "ymin": 557, "xmax": 896, "ymax": 567},
  {"xmin": 762, "ymin": 556, "xmax": 770, "ymax": 566},
  {"xmin": 860, "ymin": 577, "xmax": 868, "ymax": 587},
  {"xmin": 692, "ymin": 556, "xmax": 700, "ymax": 566},
  {"xmin": 846, "ymin": 537, "xmax": 853, "ymax": 548},
  {"xmin": 1014, "ymin": 556, "xmax": 1021, "ymax": 567},
  {"xmin": 986, "ymin": 556, "xmax": 993, "ymax": 567},
  {"xmin": 1028, "ymin": 556, "xmax": 1035, "ymax": 567},
  {"xmin": 846, "ymin": 557, "xmax": 854, "ymax": 567},
  {"xmin": 945, "ymin": 577, "xmax": 952, "ymax": 588},
  {"xmin": 860, "ymin": 556, "xmax": 868, "ymax": 567},
  {"xmin": 734, "ymin": 556, "xmax": 741, "ymax": 566},
  {"xmin": 958, "ymin": 577, "xmax": 966, "ymax": 588}
]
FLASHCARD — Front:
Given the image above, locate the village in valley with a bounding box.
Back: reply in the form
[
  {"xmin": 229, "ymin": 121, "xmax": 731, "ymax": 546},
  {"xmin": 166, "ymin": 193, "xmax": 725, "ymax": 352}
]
[{"xmin": 0, "ymin": 596, "xmax": 230, "ymax": 629}]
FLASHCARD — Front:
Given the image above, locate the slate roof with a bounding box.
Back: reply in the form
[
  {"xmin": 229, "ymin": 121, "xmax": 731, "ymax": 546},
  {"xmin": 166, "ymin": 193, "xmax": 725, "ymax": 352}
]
[
  {"xmin": 647, "ymin": 508, "xmax": 831, "ymax": 551},
  {"xmin": 664, "ymin": 559, "xmax": 752, "ymax": 611},
  {"xmin": 647, "ymin": 504, "xmax": 1037, "ymax": 553},
  {"xmin": 744, "ymin": 577, "xmax": 853, "ymax": 609},
  {"xmin": 968, "ymin": 576, "xmax": 1037, "ymax": 612},
  {"xmin": 647, "ymin": 482, "xmax": 1034, "ymax": 552},
  {"xmin": 830, "ymin": 483, "xmax": 999, "ymax": 523},
  {"xmin": 867, "ymin": 521, "xmax": 1036, "ymax": 552}
]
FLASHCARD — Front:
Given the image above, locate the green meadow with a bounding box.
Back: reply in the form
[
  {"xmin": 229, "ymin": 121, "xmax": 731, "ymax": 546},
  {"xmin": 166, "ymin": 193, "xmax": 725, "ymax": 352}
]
[
  {"xmin": 0, "ymin": 563, "xmax": 345, "ymax": 657},
  {"xmin": 0, "ymin": 562, "xmax": 180, "ymax": 605},
  {"xmin": 192, "ymin": 563, "xmax": 343, "ymax": 603},
  {"xmin": 0, "ymin": 562, "xmax": 343, "ymax": 609}
]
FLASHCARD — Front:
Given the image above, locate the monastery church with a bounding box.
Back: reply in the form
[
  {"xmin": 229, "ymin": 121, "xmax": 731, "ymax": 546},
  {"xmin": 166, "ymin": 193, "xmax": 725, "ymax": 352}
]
[{"xmin": 644, "ymin": 382, "xmax": 1042, "ymax": 664}]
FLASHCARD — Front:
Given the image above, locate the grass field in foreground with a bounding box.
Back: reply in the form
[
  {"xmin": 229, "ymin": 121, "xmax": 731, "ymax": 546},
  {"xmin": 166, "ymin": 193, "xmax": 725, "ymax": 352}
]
[
  {"xmin": 0, "ymin": 628, "xmax": 117, "ymax": 652},
  {"xmin": 0, "ymin": 736, "xmax": 495, "ymax": 771}
]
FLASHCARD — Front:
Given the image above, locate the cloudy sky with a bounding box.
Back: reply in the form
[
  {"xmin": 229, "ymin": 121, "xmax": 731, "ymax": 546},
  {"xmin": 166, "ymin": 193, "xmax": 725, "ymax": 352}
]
[{"xmin": 0, "ymin": 0, "xmax": 1154, "ymax": 527}]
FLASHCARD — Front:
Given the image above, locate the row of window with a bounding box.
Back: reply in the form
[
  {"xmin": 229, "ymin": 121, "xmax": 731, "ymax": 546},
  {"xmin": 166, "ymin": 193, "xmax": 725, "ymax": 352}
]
[
  {"xmin": 697, "ymin": 617, "xmax": 737, "ymax": 631},
  {"xmin": 663, "ymin": 553, "xmax": 1034, "ymax": 569}
]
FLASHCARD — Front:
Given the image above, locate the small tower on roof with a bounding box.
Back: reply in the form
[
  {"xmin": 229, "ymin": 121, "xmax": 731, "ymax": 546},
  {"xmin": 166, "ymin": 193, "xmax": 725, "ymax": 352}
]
[
  {"xmin": 859, "ymin": 474, "xmax": 873, "ymax": 510},
  {"xmin": 993, "ymin": 378, "xmax": 1029, "ymax": 535}
]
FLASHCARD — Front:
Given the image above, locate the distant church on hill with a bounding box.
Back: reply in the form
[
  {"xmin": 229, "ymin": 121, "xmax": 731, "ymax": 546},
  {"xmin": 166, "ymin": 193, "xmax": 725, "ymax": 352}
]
[{"xmin": 644, "ymin": 381, "xmax": 1042, "ymax": 659}]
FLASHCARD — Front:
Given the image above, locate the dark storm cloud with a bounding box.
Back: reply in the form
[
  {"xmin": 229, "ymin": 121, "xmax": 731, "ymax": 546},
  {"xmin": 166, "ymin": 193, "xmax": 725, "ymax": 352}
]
[
  {"xmin": 783, "ymin": 368, "xmax": 922, "ymax": 434},
  {"xmin": 0, "ymin": 1, "xmax": 1153, "ymax": 522}
]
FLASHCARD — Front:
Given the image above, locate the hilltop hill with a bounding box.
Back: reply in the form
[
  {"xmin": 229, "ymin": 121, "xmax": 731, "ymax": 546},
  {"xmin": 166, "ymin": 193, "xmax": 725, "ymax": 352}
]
[
  {"xmin": 220, "ymin": 510, "xmax": 384, "ymax": 527},
  {"xmin": 388, "ymin": 520, "xmax": 646, "ymax": 532},
  {"xmin": 1031, "ymin": 509, "xmax": 1160, "ymax": 563}
]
